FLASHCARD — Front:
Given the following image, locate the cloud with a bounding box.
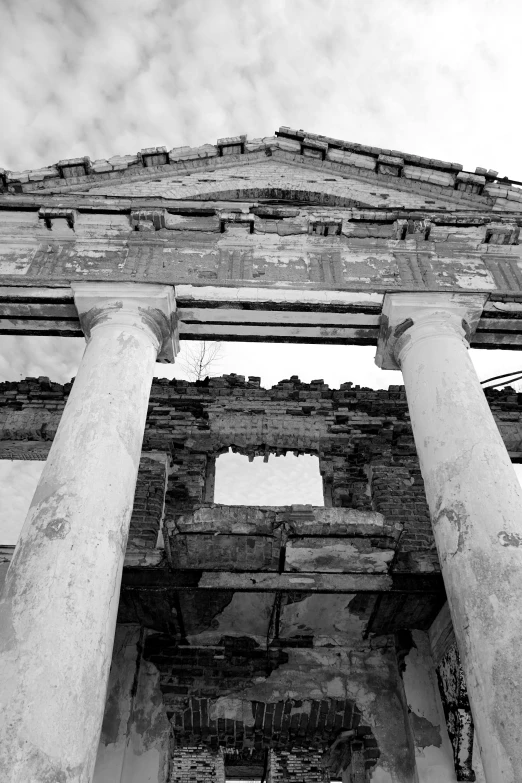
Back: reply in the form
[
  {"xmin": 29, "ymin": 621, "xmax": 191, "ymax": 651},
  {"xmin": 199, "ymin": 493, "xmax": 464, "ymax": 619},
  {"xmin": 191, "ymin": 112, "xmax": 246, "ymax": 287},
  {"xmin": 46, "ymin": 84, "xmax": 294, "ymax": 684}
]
[
  {"xmin": 0, "ymin": 336, "xmax": 85, "ymax": 383},
  {"xmin": 0, "ymin": 460, "xmax": 44, "ymax": 544},
  {"xmin": 0, "ymin": 0, "xmax": 521, "ymax": 177},
  {"xmin": 214, "ymin": 452, "xmax": 324, "ymax": 506}
]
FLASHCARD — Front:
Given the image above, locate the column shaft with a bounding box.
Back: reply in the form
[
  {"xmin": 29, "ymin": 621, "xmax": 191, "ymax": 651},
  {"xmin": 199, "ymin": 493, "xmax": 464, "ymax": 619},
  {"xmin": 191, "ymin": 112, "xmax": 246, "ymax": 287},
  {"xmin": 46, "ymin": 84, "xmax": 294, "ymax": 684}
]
[
  {"xmin": 0, "ymin": 285, "xmax": 174, "ymax": 782},
  {"xmin": 387, "ymin": 303, "xmax": 522, "ymax": 782}
]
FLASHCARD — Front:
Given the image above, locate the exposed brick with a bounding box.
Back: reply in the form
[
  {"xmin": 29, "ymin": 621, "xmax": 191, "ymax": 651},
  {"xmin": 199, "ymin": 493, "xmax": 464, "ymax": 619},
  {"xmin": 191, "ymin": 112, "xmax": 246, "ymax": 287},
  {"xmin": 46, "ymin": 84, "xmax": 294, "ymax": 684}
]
[
  {"xmin": 3, "ymin": 377, "xmax": 521, "ymax": 576},
  {"xmin": 170, "ymin": 746, "xmax": 225, "ymax": 783}
]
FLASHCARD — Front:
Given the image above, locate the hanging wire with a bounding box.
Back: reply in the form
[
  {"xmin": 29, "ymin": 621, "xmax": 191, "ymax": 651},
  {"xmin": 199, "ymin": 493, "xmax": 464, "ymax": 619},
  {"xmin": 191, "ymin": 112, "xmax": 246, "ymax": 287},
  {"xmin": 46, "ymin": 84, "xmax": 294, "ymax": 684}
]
[
  {"xmin": 483, "ymin": 375, "xmax": 522, "ymax": 390},
  {"xmin": 480, "ymin": 369, "xmax": 522, "ymax": 389}
]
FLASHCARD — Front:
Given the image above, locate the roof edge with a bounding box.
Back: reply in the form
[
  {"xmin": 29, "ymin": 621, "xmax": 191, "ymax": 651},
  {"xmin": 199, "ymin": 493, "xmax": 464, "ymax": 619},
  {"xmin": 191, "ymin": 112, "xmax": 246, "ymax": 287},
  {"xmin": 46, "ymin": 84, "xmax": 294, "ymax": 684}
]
[{"xmin": 1, "ymin": 127, "xmax": 520, "ymax": 210}]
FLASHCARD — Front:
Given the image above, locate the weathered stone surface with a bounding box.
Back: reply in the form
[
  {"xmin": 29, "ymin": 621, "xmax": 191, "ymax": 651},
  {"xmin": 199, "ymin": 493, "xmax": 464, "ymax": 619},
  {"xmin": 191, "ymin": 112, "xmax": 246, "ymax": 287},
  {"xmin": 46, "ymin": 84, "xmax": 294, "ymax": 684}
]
[
  {"xmin": 5, "ymin": 130, "xmax": 521, "ymax": 783},
  {"xmin": 0, "ymin": 192, "xmax": 520, "ymax": 296},
  {"xmin": 4, "ymin": 125, "xmax": 518, "ymax": 219},
  {"xmin": 93, "ymin": 625, "xmax": 170, "ymax": 783},
  {"xmin": 0, "ymin": 285, "xmax": 175, "ymax": 783},
  {"xmin": 379, "ymin": 294, "xmax": 522, "ymax": 782}
]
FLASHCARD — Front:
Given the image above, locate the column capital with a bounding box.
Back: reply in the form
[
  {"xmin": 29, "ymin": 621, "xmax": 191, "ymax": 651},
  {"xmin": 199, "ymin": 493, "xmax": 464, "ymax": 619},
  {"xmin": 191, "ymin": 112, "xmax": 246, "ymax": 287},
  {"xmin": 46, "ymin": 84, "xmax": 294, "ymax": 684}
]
[
  {"xmin": 72, "ymin": 282, "xmax": 178, "ymax": 362},
  {"xmin": 375, "ymin": 293, "xmax": 487, "ymax": 370}
]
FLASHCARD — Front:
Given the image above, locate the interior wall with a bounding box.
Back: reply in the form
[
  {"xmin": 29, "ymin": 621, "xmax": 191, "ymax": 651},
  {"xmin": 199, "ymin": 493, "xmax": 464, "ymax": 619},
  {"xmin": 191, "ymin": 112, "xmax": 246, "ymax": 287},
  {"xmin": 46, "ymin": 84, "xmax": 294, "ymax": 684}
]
[
  {"xmin": 401, "ymin": 630, "xmax": 457, "ymax": 782},
  {"xmin": 93, "ymin": 624, "xmax": 170, "ymax": 783}
]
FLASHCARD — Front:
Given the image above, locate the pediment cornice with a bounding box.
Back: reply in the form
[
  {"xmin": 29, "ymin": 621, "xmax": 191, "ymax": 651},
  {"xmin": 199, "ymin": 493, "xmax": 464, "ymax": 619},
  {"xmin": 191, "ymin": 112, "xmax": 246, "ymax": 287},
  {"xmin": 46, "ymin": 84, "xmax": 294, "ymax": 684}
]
[{"xmin": 1, "ymin": 126, "xmax": 520, "ymax": 213}]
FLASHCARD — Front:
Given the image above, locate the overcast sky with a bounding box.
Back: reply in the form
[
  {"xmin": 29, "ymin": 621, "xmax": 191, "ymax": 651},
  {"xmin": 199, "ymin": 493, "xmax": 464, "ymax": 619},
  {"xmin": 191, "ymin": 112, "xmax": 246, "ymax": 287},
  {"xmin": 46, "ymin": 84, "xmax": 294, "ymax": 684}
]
[{"xmin": 2, "ymin": 0, "xmax": 522, "ymax": 543}]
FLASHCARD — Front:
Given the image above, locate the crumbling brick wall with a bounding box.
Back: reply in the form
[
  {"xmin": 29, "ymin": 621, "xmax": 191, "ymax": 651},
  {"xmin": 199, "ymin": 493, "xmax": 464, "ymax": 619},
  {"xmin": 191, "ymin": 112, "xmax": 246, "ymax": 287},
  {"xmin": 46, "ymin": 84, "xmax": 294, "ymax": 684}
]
[
  {"xmin": 2, "ymin": 375, "xmax": 521, "ymax": 572},
  {"xmin": 170, "ymin": 746, "xmax": 225, "ymax": 783},
  {"xmin": 268, "ymin": 747, "xmax": 329, "ymax": 782},
  {"xmin": 144, "ymin": 634, "xmax": 288, "ymax": 706},
  {"xmin": 128, "ymin": 455, "xmax": 167, "ymax": 549}
]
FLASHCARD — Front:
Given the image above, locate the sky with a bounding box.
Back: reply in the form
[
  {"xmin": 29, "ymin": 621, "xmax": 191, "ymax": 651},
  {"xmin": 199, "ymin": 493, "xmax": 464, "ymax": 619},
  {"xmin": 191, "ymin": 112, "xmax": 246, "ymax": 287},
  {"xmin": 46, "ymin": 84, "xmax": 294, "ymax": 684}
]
[
  {"xmin": 2, "ymin": 0, "xmax": 522, "ymax": 543},
  {"xmin": 214, "ymin": 453, "xmax": 323, "ymax": 506}
]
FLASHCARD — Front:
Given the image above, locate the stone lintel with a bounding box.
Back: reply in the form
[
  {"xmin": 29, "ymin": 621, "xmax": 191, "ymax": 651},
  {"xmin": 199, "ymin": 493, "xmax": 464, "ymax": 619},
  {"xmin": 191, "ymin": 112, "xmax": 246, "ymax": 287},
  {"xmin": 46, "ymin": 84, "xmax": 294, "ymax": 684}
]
[
  {"xmin": 72, "ymin": 282, "xmax": 178, "ymax": 362},
  {"xmin": 171, "ymin": 505, "xmax": 392, "ymax": 536},
  {"xmin": 375, "ymin": 292, "xmax": 487, "ymax": 370}
]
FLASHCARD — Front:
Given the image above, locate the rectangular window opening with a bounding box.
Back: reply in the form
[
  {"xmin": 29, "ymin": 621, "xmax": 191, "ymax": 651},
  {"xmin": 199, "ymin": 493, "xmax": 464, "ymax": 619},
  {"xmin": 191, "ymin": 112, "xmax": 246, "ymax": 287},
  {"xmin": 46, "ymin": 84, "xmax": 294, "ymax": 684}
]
[{"xmin": 214, "ymin": 450, "xmax": 324, "ymax": 506}]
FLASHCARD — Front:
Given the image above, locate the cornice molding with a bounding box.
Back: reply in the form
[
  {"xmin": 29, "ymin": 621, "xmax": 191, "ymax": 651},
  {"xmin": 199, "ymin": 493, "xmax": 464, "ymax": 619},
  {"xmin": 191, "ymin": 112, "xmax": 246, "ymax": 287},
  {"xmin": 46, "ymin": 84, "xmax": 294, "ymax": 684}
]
[{"xmin": 2, "ymin": 126, "xmax": 520, "ymax": 212}]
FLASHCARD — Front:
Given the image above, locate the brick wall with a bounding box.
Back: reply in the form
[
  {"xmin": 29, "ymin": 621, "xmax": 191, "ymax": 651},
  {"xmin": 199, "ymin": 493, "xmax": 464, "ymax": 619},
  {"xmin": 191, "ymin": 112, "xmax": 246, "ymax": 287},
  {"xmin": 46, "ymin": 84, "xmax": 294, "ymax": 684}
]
[
  {"xmin": 3, "ymin": 375, "xmax": 522, "ymax": 573},
  {"xmin": 144, "ymin": 635, "xmax": 288, "ymax": 708},
  {"xmin": 170, "ymin": 746, "xmax": 225, "ymax": 783},
  {"xmin": 268, "ymin": 748, "xmax": 328, "ymax": 782},
  {"xmin": 127, "ymin": 455, "xmax": 167, "ymax": 549},
  {"xmin": 168, "ymin": 733, "xmax": 374, "ymax": 782},
  {"xmin": 136, "ymin": 628, "xmax": 382, "ymax": 773}
]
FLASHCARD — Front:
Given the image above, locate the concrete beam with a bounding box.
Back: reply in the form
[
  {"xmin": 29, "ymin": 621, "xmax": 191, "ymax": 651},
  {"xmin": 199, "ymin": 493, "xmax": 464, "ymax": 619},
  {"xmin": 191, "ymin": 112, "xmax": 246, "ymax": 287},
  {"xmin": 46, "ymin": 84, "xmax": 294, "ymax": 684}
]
[{"xmin": 2, "ymin": 283, "xmax": 522, "ymax": 348}]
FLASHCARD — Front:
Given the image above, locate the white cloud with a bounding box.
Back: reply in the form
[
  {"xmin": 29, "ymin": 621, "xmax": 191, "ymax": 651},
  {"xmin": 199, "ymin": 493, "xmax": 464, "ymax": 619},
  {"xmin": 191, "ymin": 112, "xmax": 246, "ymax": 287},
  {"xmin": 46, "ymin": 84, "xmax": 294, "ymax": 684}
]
[
  {"xmin": 0, "ymin": 0, "xmax": 521, "ymax": 178},
  {"xmin": 0, "ymin": 336, "xmax": 85, "ymax": 383},
  {"xmin": 0, "ymin": 460, "xmax": 44, "ymax": 544},
  {"xmin": 214, "ymin": 451, "xmax": 323, "ymax": 506}
]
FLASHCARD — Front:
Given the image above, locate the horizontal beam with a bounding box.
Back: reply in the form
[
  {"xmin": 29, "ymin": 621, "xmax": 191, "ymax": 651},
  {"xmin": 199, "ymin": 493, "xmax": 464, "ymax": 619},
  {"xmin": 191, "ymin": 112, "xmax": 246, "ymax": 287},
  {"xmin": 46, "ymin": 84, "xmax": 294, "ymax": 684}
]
[
  {"xmin": 119, "ymin": 569, "xmax": 391, "ymax": 592},
  {"xmin": 2, "ymin": 547, "xmax": 449, "ymax": 595},
  {"xmin": 471, "ymin": 332, "xmax": 522, "ymax": 347},
  {"xmin": 0, "ymin": 547, "xmax": 448, "ymax": 595},
  {"xmin": 0, "ymin": 545, "xmax": 444, "ymax": 595},
  {"xmin": 178, "ymin": 307, "xmax": 381, "ymax": 327},
  {"xmin": 0, "ymin": 286, "xmax": 73, "ymax": 300},
  {"xmin": 120, "ymin": 567, "xmax": 446, "ymax": 594},
  {"xmin": 178, "ymin": 323, "xmax": 378, "ymax": 344},
  {"xmin": 0, "ymin": 303, "xmax": 77, "ymax": 318},
  {"xmin": 0, "ymin": 319, "xmax": 82, "ymax": 335},
  {"xmin": 175, "ymin": 285, "xmax": 384, "ymax": 309},
  {"xmin": 2, "ymin": 284, "xmax": 522, "ymax": 348},
  {"xmin": 194, "ymin": 571, "xmax": 391, "ymax": 591}
]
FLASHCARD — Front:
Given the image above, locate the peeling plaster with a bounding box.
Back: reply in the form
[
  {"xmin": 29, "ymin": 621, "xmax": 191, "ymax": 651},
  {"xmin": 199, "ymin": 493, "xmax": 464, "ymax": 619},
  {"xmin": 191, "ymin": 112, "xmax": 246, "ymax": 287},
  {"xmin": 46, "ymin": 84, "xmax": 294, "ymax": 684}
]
[
  {"xmin": 401, "ymin": 631, "xmax": 458, "ymax": 783},
  {"xmin": 44, "ymin": 516, "xmax": 70, "ymax": 539},
  {"xmin": 409, "ymin": 712, "xmax": 442, "ymax": 749},
  {"xmin": 497, "ymin": 530, "xmax": 522, "ymax": 547},
  {"xmin": 187, "ymin": 593, "xmax": 273, "ymax": 646},
  {"xmin": 94, "ymin": 628, "xmax": 169, "ymax": 783},
  {"xmin": 279, "ymin": 594, "xmax": 369, "ymax": 646},
  {"xmin": 209, "ymin": 697, "xmax": 255, "ymax": 727}
]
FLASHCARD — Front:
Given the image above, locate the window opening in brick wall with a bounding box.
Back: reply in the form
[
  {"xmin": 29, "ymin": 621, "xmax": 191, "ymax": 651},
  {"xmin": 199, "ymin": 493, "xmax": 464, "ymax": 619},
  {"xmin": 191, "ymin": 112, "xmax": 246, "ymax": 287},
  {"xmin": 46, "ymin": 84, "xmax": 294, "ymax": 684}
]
[
  {"xmin": 0, "ymin": 460, "xmax": 45, "ymax": 545},
  {"xmin": 214, "ymin": 451, "xmax": 323, "ymax": 506}
]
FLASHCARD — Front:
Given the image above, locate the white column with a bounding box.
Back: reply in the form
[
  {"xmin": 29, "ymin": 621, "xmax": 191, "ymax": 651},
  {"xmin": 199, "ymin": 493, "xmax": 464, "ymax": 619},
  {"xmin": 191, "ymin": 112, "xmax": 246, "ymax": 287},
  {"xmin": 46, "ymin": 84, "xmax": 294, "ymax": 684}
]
[
  {"xmin": 0, "ymin": 283, "xmax": 176, "ymax": 783},
  {"xmin": 376, "ymin": 293, "xmax": 522, "ymax": 783}
]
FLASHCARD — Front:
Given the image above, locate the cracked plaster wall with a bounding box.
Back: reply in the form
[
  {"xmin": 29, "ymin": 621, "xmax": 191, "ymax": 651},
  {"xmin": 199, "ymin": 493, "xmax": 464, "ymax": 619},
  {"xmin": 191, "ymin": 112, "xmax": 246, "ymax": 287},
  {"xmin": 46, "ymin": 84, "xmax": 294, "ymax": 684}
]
[
  {"xmin": 401, "ymin": 630, "xmax": 457, "ymax": 782},
  {"xmin": 93, "ymin": 625, "xmax": 170, "ymax": 783}
]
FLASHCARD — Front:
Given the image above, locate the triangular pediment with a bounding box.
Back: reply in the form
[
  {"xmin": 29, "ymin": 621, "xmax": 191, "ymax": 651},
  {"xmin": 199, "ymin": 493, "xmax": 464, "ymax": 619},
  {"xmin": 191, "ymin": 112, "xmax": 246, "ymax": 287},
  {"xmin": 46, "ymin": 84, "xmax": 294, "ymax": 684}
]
[
  {"xmin": 81, "ymin": 159, "xmax": 484, "ymax": 210},
  {"xmin": 5, "ymin": 127, "xmax": 517, "ymax": 212}
]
